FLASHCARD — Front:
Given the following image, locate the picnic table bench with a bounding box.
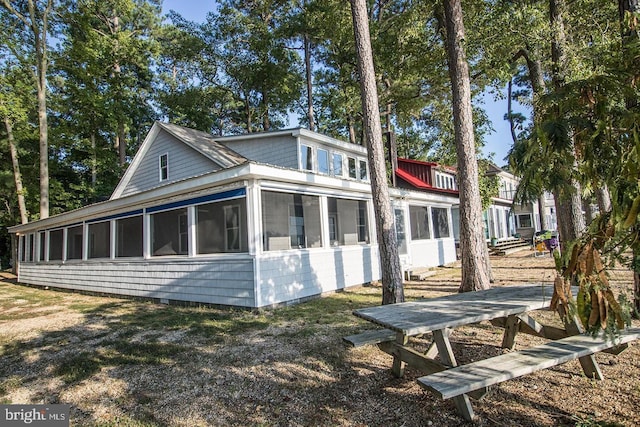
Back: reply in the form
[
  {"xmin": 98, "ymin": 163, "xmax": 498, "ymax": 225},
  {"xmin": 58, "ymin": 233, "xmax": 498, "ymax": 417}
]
[{"xmin": 346, "ymin": 284, "xmax": 640, "ymax": 421}]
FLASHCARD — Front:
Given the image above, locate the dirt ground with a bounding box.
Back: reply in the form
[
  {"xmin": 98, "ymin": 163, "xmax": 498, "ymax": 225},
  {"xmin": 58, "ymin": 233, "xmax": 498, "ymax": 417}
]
[{"xmin": 1, "ymin": 249, "xmax": 639, "ymax": 427}]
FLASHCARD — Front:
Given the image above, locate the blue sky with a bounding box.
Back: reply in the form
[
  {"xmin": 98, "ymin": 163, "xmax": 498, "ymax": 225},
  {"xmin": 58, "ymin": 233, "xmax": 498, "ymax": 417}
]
[{"xmin": 161, "ymin": 0, "xmax": 522, "ymax": 166}]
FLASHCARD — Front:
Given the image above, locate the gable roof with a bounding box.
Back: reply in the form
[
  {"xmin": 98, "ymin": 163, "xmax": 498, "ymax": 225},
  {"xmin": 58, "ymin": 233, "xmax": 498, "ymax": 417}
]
[
  {"xmin": 157, "ymin": 122, "xmax": 247, "ymax": 168},
  {"xmin": 111, "ymin": 122, "xmax": 247, "ymax": 200}
]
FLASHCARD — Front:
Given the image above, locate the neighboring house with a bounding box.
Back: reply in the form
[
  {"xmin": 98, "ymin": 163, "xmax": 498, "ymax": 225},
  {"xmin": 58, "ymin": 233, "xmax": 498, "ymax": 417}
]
[{"xmin": 9, "ymin": 123, "xmax": 459, "ymax": 308}]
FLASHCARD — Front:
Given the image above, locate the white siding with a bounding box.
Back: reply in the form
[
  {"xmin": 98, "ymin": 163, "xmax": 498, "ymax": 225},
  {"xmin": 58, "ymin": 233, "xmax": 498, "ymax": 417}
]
[
  {"xmin": 256, "ymin": 246, "xmax": 380, "ymax": 307},
  {"xmin": 17, "ymin": 258, "xmax": 255, "ymax": 307},
  {"xmin": 408, "ymin": 238, "xmax": 456, "ymax": 268},
  {"xmin": 221, "ymin": 136, "xmax": 298, "ymax": 169},
  {"xmin": 121, "ymin": 131, "xmax": 221, "ymax": 197}
]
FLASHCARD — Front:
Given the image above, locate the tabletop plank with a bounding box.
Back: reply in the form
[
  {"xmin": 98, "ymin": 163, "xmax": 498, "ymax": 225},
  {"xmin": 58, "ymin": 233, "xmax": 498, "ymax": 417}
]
[{"xmin": 353, "ymin": 284, "xmax": 562, "ymax": 336}]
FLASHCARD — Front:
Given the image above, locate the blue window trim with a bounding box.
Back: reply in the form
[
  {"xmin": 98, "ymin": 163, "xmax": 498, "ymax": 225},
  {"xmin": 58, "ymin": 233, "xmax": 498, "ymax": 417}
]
[
  {"xmin": 86, "ymin": 209, "xmax": 144, "ymax": 224},
  {"xmin": 146, "ymin": 188, "xmax": 246, "ymax": 214}
]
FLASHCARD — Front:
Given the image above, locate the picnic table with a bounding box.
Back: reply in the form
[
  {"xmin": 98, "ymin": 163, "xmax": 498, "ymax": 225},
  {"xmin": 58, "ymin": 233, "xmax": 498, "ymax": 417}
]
[{"xmin": 345, "ymin": 284, "xmax": 640, "ymax": 421}]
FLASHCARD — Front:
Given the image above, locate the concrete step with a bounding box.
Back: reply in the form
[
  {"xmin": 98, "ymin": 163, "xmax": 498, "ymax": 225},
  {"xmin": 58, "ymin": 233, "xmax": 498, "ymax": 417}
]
[{"xmin": 405, "ymin": 267, "xmax": 437, "ymax": 281}]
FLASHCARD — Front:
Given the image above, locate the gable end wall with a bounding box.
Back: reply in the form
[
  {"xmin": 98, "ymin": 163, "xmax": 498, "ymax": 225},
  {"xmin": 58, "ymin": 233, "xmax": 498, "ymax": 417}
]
[{"xmin": 121, "ymin": 131, "xmax": 220, "ymax": 197}]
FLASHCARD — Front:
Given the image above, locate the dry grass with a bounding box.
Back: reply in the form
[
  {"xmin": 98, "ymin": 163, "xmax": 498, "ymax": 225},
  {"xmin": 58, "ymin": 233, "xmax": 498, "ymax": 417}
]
[{"xmin": 1, "ymin": 250, "xmax": 639, "ymax": 426}]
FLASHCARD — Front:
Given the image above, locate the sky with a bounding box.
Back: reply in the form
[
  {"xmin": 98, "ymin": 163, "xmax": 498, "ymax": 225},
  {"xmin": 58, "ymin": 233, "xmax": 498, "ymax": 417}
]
[{"xmin": 161, "ymin": 0, "xmax": 522, "ymax": 166}]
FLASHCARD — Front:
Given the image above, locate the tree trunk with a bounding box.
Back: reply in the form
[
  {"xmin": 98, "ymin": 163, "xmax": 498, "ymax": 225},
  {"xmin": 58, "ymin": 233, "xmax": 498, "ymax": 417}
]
[
  {"xmin": 443, "ymin": 0, "xmax": 491, "ymax": 292},
  {"xmin": 549, "ymin": 0, "xmax": 585, "ymax": 243},
  {"xmin": 512, "ymin": 49, "xmax": 549, "ymax": 231},
  {"xmin": 1, "ymin": 0, "xmax": 51, "ymax": 219},
  {"xmin": 117, "ymin": 121, "xmax": 126, "ymax": 165},
  {"xmin": 5, "ymin": 117, "xmax": 28, "ymax": 224},
  {"xmin": 91, "ymin": 133, "xmax": 97, "ymax": 187},
  {"xmin": 347, "ymin": 114, "xmax": 356, "ymax": 144},
  {"xmin": 538, "ymin": 194, "xmax": 549, "ymax": 230},
  {"xmin": 262, "ymin": 89, "xmax": 270, "ymax": 131},
  {"xmin": 304, "ymin": 33, "xmax": 315, "ymax": 132},
  {"xmin": 595, "ymin": 185, "xmax": 612, "ymax": 214},
  {"xmin": 619, "ymin": 0, "xmax": 640, "ymax": 317},
  {"xmin": 350, "ymin": 0, "xmax": 404, "ymax": 304}
]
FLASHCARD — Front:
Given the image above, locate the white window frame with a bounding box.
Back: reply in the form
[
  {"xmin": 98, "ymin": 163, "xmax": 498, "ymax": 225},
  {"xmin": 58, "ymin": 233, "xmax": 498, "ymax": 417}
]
[
  {"xmin": 300, "ymin": 144, "xmax": 313, "ymax": 171},
  {"xmin": 332, "ymin": 153, "xmax": 343, "ymax": 177},
  {"xmin": 358, "ymin": 159, "xmax": 368, "ymax": 181},
  {"xmin": 159, "ymin": 153, "xmax": 169, "ymax": 181},
  {"xmin": 517, "ymin": 213, "xmax": 533, "ymax": 228},
  {"xmin": 317, "ymin": 148, "xmax": 329, "ymax": 174}
]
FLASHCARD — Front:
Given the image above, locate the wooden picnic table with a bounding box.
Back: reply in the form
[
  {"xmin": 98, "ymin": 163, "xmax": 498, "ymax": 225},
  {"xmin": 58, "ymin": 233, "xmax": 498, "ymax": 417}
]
[{"xmin": 348, "ymin": 284, "xmax": 640, "ymax": 421}]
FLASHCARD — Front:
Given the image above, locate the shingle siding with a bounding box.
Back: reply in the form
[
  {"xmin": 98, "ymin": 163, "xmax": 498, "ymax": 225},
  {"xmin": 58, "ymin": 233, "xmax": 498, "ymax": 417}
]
[
  {"xmin": 17, "ymin": 259, "xmax": 256, "ymax": 307},
  {"xmin": 121, "ymin": 131, "xmax": 220, "ymax": 197},
  {"xmin": 221, "ymin": 136, "xmax": 298, "ymax": 169}
]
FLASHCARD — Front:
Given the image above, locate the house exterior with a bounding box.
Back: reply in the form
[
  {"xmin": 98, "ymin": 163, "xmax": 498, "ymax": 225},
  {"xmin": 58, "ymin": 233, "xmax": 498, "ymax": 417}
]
[{"xmin": 9, "ymin": 123, "xmax": 459, "ymax": 308}]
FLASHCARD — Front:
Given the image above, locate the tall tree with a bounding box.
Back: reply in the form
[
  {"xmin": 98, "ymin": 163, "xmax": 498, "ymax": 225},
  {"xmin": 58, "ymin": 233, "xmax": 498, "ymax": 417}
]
[
  {"xmin": 442, "ymin": 0, "xmax": 491, "ymax": 292},
  {"xmin": 0, "ymin": 0, "xmax": 54, "ymax": 219},
  {"xmin": 0, "ymin": 65, "xmax": 30, "ymax": 224},
  {"xmin": 350, "ymin": 0, "xmax": 403, "ymax": 304},
  {"xmin": 55, "ymin": 0, "xmax": 161, "ymax": 173},
  {"xmin": 548, "ymin": 0, "xmax": 586, "ymax": 243},
  {"xmin": 213, "ymin": 0, "xmax": 303, "ymax": 133}
]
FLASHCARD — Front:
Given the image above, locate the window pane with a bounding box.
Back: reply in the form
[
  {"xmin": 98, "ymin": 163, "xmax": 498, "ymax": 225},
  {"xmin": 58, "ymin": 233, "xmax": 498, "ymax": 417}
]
[
  {"xmin": 19, "ymin": 235, "xmax": 25, "ymax": 262},
  {"xmin": 116, "ymin": 216, "xmax": 143, "ymax": 258},
  {"xmin": 89, "ymin": 222, "xmax": 111, "ymax": 258},
  {"xmin": 348, "ymin": 158, "xmax": 357, "ymax": 178},
  {"xmin": 317, "ymin": 149, "xmax": 329, "ymax": 174},
  {"xmin": 432, "ymin": 207, "xmax": 450, "ymax": 238},
  {"xmin": 28, "ymin": 234, "xmax": 34, "ymax": 262},
  {"xmin": 518, "ymin": 214, "xmax": 532, "ymax": 228},
  {"xmin": 160, "ymin": 154, "xmax": 168, "ymax": 181},
  {"xmin": 409, "ymin": 206, "xmax": 430, "ymax": 240},
  {"xmin": 395, "ymin": 209, "xmax": 407, "ymax": 254},
  {"xmin": 151, "ymin": 208, "xmax": 188, "ymax": 256},
  {"xmin": 327, "ymin": 197, "xmax": 369, "ymax": 246},
  {"xmin": 300, "ymin": 145, "xmax": 313, "ymax": 171},
  {"xmin": 67, "ymin": 225, "xmax": 83, "ymax": 260},
  {"xmin": 359, "ymin": 160, "xmax": 368, "ymax": 180},
  {"xmin": 196, "ymin": 199, "xmax": 248, "ymax": 254},
  {"xmin": 332, "ymin": 153, "xmax": 343, "ymax": 176},
  {"xmin": 49, "ymin": 229, "xmax": 63, "ymax": 261},
  {"xmin": 39, "ymin": 231, "xmax": 46, "ymax": 261},
  {"xmin": 262, "ymin": 191, "xmax": 322, "ymax": 251}
]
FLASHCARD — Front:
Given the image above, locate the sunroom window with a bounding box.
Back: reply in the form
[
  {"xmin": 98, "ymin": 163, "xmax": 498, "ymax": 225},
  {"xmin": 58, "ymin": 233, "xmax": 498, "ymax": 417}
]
[
  {"xmin": 66, "ymin": 225, "xmax": 84, "ymax": 260},
  {"xmin": 151, "ymin": 208, "xmax": 188, "ymax": 256},
  {"xmin": 89, "ymin": 221, "xmax": 111, "ymax": 259},
  {"xmin": 327, "ymin": 197, "xmax": 369, "ymax": 246},
  {"xmin": 262, "ymin": 191, "xmax": 322, "ymax": 251},
  {"xmin": 432, "ymin": 207, "xmax": 451, "ymax": 238},
  {"xmin": 196, "ymin": 199, "xmax": 248, "ymax": 254},
  {"xmin": 409, "ymin": 205, "xmax": 431, "ymax": 240},
  {"xmin": 116, "ymin": 215, "xmax": 143, "ymax": 258},
  {"xmin": 49, "ymin": 229, "xmax": 63, "ymax": 261}
]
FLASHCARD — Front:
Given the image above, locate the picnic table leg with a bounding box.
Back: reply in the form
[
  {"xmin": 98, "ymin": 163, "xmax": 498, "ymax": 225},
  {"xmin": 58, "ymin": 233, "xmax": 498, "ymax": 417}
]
[
  {"xmin": 558, "ymin": 306, "xmax": 604, "ymax": 380},
  {"xmin": 391, "ymin": 332, "xmax": 408, "ymax": 378},
  {"xmin": 501, "ymin": 315, "xmax": 521, "ymax": 350},
  {"xmin": 433, "ymin": 329, "xmax": 475, "ymax": 421}
]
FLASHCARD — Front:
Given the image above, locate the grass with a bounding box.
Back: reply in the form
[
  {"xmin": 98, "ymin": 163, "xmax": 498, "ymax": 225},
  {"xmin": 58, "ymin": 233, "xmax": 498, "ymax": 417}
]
[
  {"xmin": 55, "ymin": 352, "xmax": 102, "ymax": 384},
  {"xmin": 0, "ymin": 278, "xmax": 386, "ymax": 391}
]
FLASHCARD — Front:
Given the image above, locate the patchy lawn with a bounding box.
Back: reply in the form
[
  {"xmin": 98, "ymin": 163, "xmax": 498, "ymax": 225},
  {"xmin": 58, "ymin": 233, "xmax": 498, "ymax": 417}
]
[{"xmin": 1, "ymin": 252, "xmax": 639, "ymax": 426}]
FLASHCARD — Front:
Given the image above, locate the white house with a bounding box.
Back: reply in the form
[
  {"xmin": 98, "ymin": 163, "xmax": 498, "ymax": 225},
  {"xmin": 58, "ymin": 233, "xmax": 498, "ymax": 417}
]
[{"xmin": 9, "ymin": 123, "xmax": 459, "ymax": 308}]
